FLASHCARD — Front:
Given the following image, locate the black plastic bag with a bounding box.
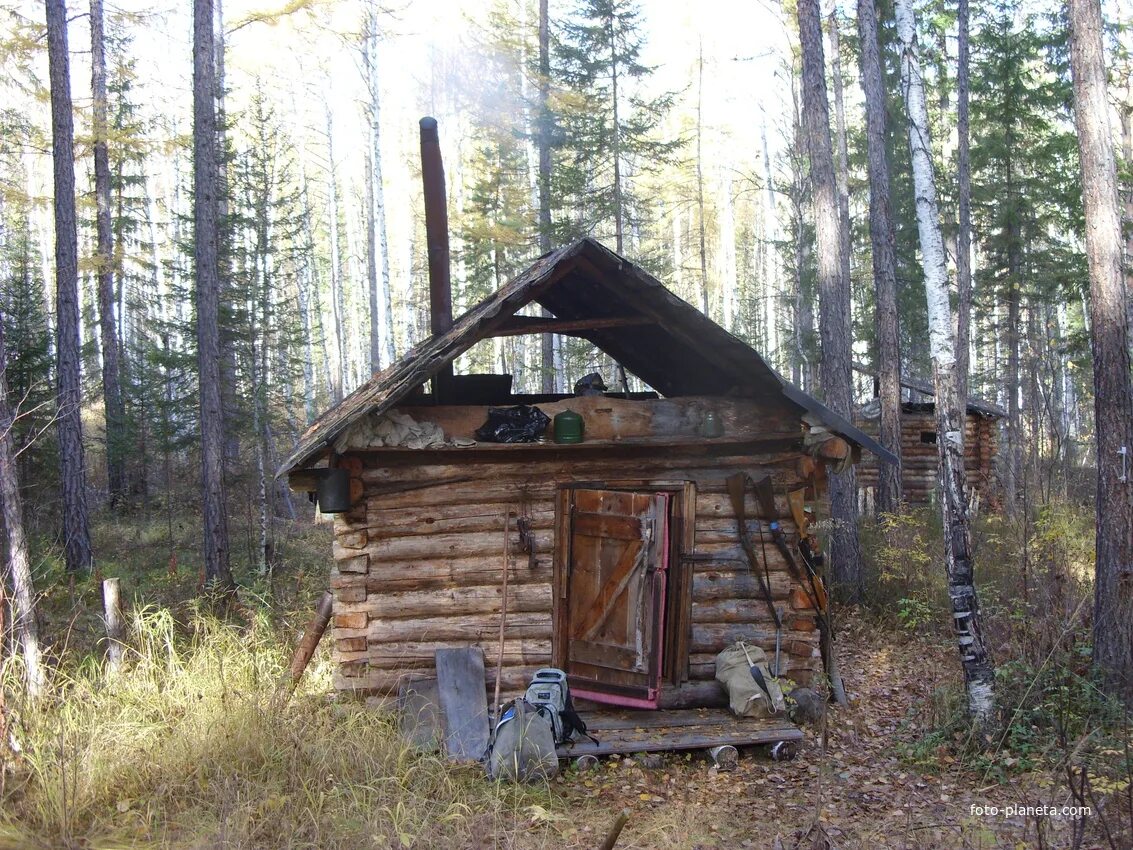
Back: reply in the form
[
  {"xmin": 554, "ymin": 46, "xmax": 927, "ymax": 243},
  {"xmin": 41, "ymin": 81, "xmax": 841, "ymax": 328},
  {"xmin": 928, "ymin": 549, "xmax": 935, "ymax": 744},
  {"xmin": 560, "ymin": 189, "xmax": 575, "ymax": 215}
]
[{"xmin": 474, "ymin": 405, "xmax": 550, "ymax": 443}]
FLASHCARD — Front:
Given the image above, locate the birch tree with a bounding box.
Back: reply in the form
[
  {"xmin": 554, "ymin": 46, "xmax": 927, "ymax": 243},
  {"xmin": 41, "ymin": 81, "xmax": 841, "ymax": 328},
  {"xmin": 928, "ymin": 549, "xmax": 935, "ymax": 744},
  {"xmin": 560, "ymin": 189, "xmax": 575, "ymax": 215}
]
[
  {"xmin": 896, "ymin": 0, "xmax": 996, "ymax": 732},
  {"xmin": 45, "ymin": 0, "xmax": 93, "ymax": 575},
  {"xmin": 857, "ymin": 0, "xmax": 902, "ymax": 513},
  {"xmin": 1067, "ymin": 0, "xmax": 1133, "ymax": 701}
]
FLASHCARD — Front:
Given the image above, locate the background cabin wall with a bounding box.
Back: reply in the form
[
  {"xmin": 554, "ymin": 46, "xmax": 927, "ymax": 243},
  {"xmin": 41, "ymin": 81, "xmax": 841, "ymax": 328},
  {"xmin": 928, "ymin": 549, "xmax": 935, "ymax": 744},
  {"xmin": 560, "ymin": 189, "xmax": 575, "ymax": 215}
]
[
  {"xmin": 855, "ymin": 411, "xmax": 998, "ymax": 507},
  {"xmin": 326, "ymin": 447, "xmax": 823, "ymax": 701}
]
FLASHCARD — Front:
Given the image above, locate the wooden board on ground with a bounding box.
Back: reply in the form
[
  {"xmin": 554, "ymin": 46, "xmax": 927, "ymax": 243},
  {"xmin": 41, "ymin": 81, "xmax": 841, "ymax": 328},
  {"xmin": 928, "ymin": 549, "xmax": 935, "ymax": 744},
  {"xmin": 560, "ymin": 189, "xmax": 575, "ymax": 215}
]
[
  {"xmin": 397, "ymin": 677, "xmax": 441, "ymax": 752},
  {"xmin": 435, "ymin": 647, "xmax": 490, "ymax": 762},
  {"xmin": 556, "ymin": 708, "xmax": 801, "ymax": 758}
]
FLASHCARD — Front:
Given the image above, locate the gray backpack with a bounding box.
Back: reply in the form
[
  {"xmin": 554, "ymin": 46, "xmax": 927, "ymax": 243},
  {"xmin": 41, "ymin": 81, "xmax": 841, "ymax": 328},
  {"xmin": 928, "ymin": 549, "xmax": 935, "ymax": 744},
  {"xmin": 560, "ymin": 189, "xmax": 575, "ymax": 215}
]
[{"xmin": 486, "ymin": 699, "xmax": 559, "ymax": 782}]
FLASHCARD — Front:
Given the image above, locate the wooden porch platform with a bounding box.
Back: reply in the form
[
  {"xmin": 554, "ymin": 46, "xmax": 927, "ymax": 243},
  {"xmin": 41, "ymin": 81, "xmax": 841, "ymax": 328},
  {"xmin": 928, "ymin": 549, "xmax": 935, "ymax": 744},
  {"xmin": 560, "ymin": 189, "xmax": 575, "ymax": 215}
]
[{"xmin": 556, "ymin": 708, "xmax": 802, "ymax": 758}]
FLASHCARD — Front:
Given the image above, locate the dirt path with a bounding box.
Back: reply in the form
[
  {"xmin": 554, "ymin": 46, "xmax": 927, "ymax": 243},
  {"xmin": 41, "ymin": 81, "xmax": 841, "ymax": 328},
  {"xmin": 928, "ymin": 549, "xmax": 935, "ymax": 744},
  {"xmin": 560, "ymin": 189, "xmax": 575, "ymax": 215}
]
[{"xmin": 522, "ymin": 621, "xmax": 1086, "ymax": 850}]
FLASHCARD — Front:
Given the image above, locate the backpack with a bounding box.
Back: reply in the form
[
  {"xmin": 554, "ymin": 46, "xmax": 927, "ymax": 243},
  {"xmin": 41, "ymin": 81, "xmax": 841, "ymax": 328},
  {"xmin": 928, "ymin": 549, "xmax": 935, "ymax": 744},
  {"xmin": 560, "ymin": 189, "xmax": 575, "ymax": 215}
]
[
  {"xmin": 523, "ymin": 668, "xmax": 596, "ymax": 746},
  {"xmin": 486, "ymin": 698, "xmax": 559, "ymax": 782}
]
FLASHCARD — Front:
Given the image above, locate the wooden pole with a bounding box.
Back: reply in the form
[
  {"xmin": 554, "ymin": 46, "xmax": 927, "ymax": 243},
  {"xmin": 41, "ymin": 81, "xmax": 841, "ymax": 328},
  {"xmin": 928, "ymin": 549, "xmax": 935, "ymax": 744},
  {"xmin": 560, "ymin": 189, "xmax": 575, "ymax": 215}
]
[
  {"xmin": 492, "ymin": 511, "xmax": 511, "ymax": 717},
  {"xmin": 102, "ymin": 577, "xmax": 123, "ymax": 674},
  {"xmin": 288, "ymin": 591, "xmax": 334, "ymax": 689},
  {"xmin": 598, "ymin": 809, "xmax": 630, "ymax": 850}
]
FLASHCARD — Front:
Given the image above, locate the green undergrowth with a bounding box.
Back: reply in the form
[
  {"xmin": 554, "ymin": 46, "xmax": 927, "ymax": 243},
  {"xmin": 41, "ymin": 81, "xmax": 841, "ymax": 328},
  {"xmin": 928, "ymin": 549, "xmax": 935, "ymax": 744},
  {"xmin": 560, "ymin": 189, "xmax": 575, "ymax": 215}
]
[{"xmin": 0, "ymin": 606, "xmax": 561, "ymax": 850}]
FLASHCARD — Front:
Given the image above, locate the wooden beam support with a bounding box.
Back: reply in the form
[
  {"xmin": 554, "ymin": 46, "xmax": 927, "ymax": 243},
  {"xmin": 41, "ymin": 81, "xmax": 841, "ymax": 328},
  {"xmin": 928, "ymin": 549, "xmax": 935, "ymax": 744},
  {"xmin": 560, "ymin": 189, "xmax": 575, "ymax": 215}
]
[{"xmin": 488, "ymin": 315, "xmax": 652, "ymax": 337}]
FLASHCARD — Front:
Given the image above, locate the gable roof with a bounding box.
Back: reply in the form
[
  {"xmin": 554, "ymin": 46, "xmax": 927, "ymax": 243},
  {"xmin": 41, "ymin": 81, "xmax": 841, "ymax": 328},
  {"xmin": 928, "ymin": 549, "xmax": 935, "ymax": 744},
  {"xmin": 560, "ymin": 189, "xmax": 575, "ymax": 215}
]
[
  {"xmin": 280, "ymin": 238, "xmax": 897, "ymax": 472},
  {"xmin": 850, "ymin": 362, "xmax": 1006, "ymax": 418}
]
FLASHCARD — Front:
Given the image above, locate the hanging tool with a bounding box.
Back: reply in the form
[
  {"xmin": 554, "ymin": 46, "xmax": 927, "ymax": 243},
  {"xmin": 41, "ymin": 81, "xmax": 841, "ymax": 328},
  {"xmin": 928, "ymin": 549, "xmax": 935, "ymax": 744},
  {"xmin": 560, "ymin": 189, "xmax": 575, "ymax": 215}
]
[{"xmin": 726, "ymin": 474, "xmax": 783, "ymax": 675}]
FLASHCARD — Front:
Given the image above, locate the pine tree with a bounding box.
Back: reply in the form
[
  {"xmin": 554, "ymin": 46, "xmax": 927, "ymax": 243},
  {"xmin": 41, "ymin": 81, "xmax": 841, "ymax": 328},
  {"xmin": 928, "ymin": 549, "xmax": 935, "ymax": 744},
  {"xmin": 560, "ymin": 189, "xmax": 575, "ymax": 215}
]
[
  {"xmin": 46, "ymin": 0, "xmax": 93, "ymax": 575},
  {"xmin": 552, "ymin": 0, "xmax": 678, "ymax": 253},
  {"xmin": 1067, "ymin": 0, "xmax": 1133, "ymax": 702},
  {"xmin": 193, "ymin": 0, "xmax": 235, "ymax": 593}
]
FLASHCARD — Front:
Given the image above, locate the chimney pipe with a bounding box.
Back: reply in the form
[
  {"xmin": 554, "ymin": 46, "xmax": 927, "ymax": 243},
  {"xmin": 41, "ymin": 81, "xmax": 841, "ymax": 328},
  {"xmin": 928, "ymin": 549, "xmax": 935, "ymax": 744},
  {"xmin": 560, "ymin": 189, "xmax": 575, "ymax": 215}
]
[
  {"xmin": 420, "ymin": 117, "xmax": 453, "ymax": 337},
  {"xmin": 419, "ymin": 117, "xmax": 454, "ymax": 401}
]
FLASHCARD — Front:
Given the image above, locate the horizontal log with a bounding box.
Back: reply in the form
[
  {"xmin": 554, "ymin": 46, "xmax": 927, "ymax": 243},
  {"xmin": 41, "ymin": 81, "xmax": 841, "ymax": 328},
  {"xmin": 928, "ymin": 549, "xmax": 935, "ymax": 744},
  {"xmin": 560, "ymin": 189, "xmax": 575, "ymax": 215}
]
[
  {"xmin": 366, "ymin": 611, "xmax": 552, "ymax": 643},
  {"xmin": 691, "ymin": 597, "xmax": 805, "ymax": 624},
  {"xmin": 691, "ymin": 623, "xmax": 820, "ymax": 655},
  {"xmin": 343, "ymin": 529, "xmax": 555, "ymax": 563},
  {"xmin": 333, "ymin": 664, "xmax": 540, "ymax": 697},
  {"xmin": 335, "ymin": 582, "xmax": 553, "ymax": 621},
  {"xmin": 365, "ymin": 502, "xmax": 556, "ymax": 537},
  {"xmin": 361, "ymin": 639, "xmax": 551, "ymax": 671},
  {"xmin": 691, "ymin": 568, "xmax": 799, "ymax": 602}
]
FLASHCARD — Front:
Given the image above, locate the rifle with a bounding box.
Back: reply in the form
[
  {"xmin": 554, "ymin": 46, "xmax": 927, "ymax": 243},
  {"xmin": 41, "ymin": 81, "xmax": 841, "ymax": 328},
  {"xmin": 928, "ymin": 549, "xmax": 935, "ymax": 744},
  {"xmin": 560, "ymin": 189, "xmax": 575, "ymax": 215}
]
[
  {"xmin": 726, "ymin": 473, "xmax": 783, "ymax": 675},
  {"xmin": 750, "ymin": 475, "xmax": 847, "ymax": 705}
]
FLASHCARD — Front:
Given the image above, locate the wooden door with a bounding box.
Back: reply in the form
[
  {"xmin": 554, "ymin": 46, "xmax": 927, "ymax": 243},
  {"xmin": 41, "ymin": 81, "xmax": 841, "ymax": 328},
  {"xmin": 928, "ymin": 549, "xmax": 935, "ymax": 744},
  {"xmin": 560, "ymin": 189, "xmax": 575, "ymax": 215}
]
[{"xmin": 562, "ymin": 489, "xmax": 669, "ymax": 708}]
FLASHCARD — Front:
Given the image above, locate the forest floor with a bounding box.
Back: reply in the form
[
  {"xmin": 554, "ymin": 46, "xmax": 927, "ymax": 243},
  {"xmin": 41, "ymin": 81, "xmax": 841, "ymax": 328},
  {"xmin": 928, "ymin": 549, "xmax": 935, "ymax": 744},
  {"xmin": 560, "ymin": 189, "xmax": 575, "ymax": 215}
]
[
  {"xmin": 0, "ymin": 514, "xmax": 1120, "ymax": 849},
  {"xmin": 536, "ymin": 620, "xmax": 1086, "ymax": 850}
]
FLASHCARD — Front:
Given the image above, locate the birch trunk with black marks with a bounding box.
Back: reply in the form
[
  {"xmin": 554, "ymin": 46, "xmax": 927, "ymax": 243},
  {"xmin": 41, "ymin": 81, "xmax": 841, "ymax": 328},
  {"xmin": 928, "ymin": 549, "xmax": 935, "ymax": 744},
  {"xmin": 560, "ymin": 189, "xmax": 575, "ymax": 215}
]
[
  {"xmin": 90, "ymin": 0, "xmax": 126, "ymax": 506},
  {"xmin": 193, "ymin": 0, "xmax": 235, "ymax": 592},
  {"xmin": 857, "ymin": 0, "xmax": 903, "ymax": 514},
  {"xmin": 46, "ymin": 0, "xmax": 92, "ymax": 575},
  {"xmin": 797, "ymin": 0, "xmax": 862, "ymax": 601},
  {"xmin": 1068, "ymin": 0, "xmax": 1133, "ymax": 702},
  {"xmin": 896, "ymin": 0, "xmax": 996, "ymax": 732}
]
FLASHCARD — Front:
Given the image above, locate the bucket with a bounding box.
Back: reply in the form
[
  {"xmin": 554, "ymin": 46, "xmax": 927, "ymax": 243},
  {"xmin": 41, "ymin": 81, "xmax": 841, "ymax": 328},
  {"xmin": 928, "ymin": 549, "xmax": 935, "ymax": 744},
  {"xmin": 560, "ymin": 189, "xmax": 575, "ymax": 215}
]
[{"xmin": 316, "ymin": 468, "xmax": 351, "ymax": 513}]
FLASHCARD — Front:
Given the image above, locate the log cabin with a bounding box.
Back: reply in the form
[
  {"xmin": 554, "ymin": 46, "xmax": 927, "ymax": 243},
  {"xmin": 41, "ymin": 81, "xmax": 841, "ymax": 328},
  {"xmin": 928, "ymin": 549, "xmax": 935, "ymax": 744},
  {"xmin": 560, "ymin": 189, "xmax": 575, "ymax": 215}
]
[
  {"xmin": 279, "ymin": 119, "xmax": 896, "ymax": 735},
  {"xmin": 851, "ymin": 365, "xmax": 1005, "ymax": 512},
  {"xmin": 280, "ymin": 236, "xmax": 898, "ymax": 712}
]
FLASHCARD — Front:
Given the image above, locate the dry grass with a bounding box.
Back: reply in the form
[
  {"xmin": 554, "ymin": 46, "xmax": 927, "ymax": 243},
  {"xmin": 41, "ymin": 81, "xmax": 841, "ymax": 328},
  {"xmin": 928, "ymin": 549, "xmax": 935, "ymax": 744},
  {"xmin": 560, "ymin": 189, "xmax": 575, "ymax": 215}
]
[{"xmin": 0, "ymin": 607, "xmax": 565, "ymax": 850}]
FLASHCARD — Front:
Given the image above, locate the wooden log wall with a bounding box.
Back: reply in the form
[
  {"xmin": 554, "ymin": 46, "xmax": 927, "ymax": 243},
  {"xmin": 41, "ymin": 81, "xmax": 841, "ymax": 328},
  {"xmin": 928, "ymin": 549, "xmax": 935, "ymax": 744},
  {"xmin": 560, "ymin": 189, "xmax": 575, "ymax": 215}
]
[
  {"xmin": 854, "ymin": 410, "xmax": 998, "ymax": 507},
  {"xmin": 323, "ymin": 437, "xmax": 823, "ymax": 703}
]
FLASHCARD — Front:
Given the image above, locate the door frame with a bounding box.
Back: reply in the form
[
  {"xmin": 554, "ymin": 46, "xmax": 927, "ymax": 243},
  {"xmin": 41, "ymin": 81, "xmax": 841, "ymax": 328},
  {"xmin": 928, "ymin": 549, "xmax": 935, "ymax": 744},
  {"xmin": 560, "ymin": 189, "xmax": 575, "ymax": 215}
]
[{"xmin": 552, "ymin": 479, "xmax": 697, "ymax": 700}]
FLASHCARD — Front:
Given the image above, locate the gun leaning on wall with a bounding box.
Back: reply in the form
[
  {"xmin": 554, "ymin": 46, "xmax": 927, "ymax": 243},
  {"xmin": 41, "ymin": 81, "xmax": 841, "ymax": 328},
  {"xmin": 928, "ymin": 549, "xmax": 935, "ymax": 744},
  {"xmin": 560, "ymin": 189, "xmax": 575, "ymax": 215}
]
[{"xmin": 750, "ymin": 475, "xmax": 848, "ymax": 706}]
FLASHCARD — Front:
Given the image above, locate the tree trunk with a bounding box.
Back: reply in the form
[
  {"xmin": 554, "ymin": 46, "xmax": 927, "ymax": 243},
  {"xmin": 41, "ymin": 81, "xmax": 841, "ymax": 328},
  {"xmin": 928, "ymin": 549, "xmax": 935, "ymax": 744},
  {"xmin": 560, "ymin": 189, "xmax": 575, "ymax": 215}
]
[
  {"xmin": 46, "ymin": 0, "xmax": 92, "ymax": 575},
  {"xmin": 325, "ymin": 105, "xmax": 347, "ymax": 403},
  {"xmin": 955, "ymin": 0, "xmax": 973, "ymax": 404},
  {"xmin": 193, "ymin": 0, "xmax": 235, "ymax": 592},
  {"xmin": 90, "ymin": 0, "xmax": 126, "ymax": 506},
  {"xmin": 538, "ymin": 0, "xmax": 555, "ymax": 393},
  {"xmin": 696, "ymin": 43, "xmax": 710, "ymax": 317},
  {"xmin": 1068, "ymin": 0, "xmax": 1133, "ymax": 702},
  {"xmin": 0, "ymin": 247, "xmax": 44, "ymax": 697},
  {"xmin": 896, "ymin": 0, "xmax": 996, "ymax": 733},
  {"xmin": 607, "ymin": 15, "xmax": 624, "ymax": 254},
  {"xmin": 857, "ymin": 0, "xmax": 903, "ymax": 515},
  {"xmin": 797, "ymin": 0, "xmax": 862, "ymax": 601},
  {"xmin": 364, "ymin": 10, "xmax": 394, "ymax": 373},
  {"xmin": 828, "ymin": 11, "xmax": 853, "ymax": 325}
]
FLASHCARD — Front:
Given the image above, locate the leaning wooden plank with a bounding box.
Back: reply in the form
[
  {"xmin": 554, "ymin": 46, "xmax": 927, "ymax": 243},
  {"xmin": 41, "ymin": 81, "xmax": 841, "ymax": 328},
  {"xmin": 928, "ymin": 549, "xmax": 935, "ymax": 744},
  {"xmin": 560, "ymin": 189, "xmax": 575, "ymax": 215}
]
[
  {"xmin": 398, "ymin": 677, "xmax": 442, "ymax": 752},
  {"xmin": 435, "ymin": 647, "xmax": 490, "ymax": 762}
]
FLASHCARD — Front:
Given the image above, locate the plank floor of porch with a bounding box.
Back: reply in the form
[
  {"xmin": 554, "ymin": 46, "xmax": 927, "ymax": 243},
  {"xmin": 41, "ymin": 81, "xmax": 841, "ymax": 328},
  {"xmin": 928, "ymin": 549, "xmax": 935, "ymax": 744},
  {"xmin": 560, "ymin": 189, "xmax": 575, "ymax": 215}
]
[{"xmin": 555, "ymin": 707, "xmax": 802, "ymax": 758}]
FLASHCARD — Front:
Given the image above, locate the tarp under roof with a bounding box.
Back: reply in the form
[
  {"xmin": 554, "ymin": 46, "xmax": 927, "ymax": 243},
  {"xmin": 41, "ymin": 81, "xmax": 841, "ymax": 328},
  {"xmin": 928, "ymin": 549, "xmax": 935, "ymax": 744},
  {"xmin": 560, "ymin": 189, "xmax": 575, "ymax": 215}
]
[{"xmin": 280, "ymin": 238, "xmax": 898, "ymax": 473}]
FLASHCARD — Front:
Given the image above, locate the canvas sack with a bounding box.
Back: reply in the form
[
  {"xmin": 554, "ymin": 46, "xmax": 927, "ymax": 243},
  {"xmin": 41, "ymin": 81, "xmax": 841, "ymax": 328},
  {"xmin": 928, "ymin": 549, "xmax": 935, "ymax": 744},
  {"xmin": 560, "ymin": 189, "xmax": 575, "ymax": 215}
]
[{"xmin": 715, "ymin": 642, "xmax": 786, "ymax": 718}]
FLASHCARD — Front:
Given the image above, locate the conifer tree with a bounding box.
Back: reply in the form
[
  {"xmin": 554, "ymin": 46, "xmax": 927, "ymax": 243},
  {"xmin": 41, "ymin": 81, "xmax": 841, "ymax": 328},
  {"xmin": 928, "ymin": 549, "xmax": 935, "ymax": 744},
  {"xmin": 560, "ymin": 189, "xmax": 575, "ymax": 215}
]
[{"xmin": 553, "ymin": 0, "xmax": 677, "ymax": 253}]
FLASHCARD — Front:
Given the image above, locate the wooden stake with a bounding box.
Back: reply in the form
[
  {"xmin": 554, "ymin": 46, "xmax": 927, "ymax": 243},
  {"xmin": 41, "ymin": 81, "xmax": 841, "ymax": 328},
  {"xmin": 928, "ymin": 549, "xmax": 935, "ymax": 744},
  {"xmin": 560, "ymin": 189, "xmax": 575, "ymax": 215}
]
[
  {"xmin": 598, "ymin": 809, "xmax": 630, "ymax": 850},
  {"xmin": 492, "ymin": 511, "xmax": 511, "ymax": 718},
  {"xmin": 287, "ymin": 591, "xmax": 334, "ymax": 690},
  {"xmin": 102, "ymin": 577, "xmax": 123, "ymax": 674}
]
